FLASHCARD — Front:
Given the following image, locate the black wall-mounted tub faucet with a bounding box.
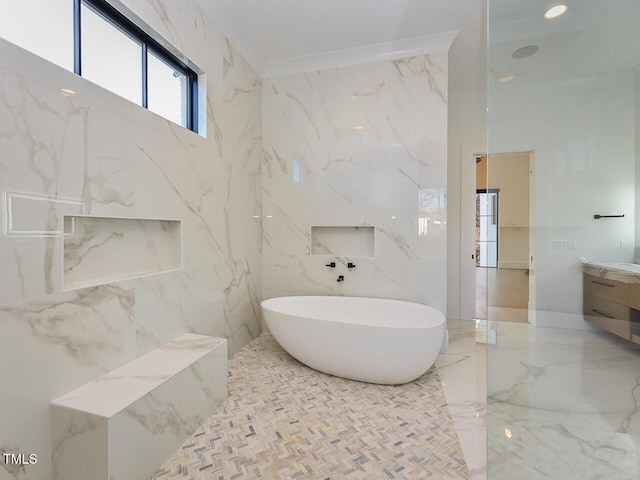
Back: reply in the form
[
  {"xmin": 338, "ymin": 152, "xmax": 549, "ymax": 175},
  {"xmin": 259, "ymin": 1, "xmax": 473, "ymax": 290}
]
[
  {"xmin": 326, "ymin": 262, "xmax": 336, "ymax": 268},
  {"xmin": 337, "ymin": 275, "xmax": 344, "ymax": 282},
  {"xmin": 347, "ymin": 262, "xmax": 356, "ymax": 269}
]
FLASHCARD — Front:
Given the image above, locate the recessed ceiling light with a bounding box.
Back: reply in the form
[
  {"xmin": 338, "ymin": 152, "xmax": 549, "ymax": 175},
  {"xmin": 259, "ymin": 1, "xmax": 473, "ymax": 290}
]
[
  {"xmin": 499, "ymin": 75, "xmax": 515, "ymax": 83},
  {"xmin": 61, "ymin": 88, "xmax": 76, "ymax": 96},
  {"xmin": 352, "ymin": 125, "xmax": 364, "ymax": 130},
  {"xmin": 512, "ymin": 45, "xmax": 539, "ymax": 59},
  {"xmin": 544, "ymin": 4, "xmax": 568, "ymax": 19}
]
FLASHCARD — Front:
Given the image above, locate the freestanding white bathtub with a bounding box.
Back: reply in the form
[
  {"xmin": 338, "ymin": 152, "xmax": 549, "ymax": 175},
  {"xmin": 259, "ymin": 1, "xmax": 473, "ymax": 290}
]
[{"xmin": 261, "ymin": 296, "xmax": 445, "ymax": 385}]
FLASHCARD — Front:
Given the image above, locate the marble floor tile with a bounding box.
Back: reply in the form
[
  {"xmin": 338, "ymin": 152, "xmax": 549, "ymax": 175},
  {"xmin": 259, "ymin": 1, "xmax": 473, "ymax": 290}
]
[
  {"xmin": 440, "ymin": 318, "xmax": 640, "ymax": 479},
  {"xmin": 485, "ymin": 321, "xmax": 640, "ymax": 479},
  {"xmin": 437, "ymin": 320, "xmax": 488, "ymax": 480}
]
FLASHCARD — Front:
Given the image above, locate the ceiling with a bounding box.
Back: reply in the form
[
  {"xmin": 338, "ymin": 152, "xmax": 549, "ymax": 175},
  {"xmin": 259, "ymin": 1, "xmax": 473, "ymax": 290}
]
[
  {"xmin": 489, "ymin": 0, "xmax": 640, "ymax": 87},
  {"xmin": 193, "ymin": 0, "xmax": 485, "ymax": 92},
  {"xmin": 193, "ymin": 0, "xmax": 640, "ymax": 97}
]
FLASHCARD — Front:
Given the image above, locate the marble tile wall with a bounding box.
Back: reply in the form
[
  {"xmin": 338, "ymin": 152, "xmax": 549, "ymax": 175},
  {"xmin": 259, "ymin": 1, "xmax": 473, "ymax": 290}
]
[
  {"xmin": 51, "ymin": 334, "xmax": 227, "ymax": 480},
  {"xmin": 63, "ymin": 216, "xmax": 182, "ymax": 290},
  {"xmin": 261, "ymin": 53, "xmax": 449, "ymax": 312},
  {"xmin": 0, "ymin": 1, "xmax": 261, "ymax": 478}
]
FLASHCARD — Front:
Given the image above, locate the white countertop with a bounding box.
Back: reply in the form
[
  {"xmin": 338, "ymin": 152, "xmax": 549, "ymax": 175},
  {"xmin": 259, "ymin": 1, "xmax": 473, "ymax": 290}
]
[{"xmin": 583, "ymin": 261, "xmax": 640, "ymax": 283}]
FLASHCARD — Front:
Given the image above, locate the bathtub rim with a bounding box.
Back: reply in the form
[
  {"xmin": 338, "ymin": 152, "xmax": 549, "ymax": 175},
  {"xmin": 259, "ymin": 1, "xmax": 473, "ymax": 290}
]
[{"xmin": 261, "ymin": 295, "xmax": 445, "ymax": 330}]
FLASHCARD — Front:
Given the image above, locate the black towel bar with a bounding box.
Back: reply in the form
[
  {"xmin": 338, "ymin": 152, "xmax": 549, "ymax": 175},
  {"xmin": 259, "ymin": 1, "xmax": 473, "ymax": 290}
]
[{"xmin": 593, "ymin": 214, "xmax": 624, "ymax": 219}]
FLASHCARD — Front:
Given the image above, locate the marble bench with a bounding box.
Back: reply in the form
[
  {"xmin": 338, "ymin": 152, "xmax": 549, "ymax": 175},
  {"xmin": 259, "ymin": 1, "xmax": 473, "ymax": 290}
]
[{"xmin": 51, "ymin": 333, "xmax": 227, "ymax": 480}]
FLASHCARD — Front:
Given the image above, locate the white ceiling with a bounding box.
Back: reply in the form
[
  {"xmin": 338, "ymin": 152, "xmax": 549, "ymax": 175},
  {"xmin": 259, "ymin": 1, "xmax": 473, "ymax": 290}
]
[
  {"xmin": 193, "ymin": 0, "xmax": 640, "ymax": 98},
  {"xmin": 193, "ymin": 0, "xmax": 485, "ymax": 89},
  {"xmin": 489, "ymin": 0, "xmax": 640, "ymax": 86}
]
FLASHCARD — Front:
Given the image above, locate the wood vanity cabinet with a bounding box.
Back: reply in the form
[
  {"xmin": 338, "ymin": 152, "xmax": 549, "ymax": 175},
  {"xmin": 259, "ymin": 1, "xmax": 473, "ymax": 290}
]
[
  {"xmin": 630, "ymin": 284, "xmax": 640, "ymax": 311},
  {"xmin": 583, "ymin": 273, "xmax": 640, "ymax": 344}
]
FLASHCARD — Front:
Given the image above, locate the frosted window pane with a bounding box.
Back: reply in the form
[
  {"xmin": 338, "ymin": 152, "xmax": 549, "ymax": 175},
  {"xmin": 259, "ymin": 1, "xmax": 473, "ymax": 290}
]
[
  {"xmin": 0, "ymin": 0, "xmax": 73, "ymax": 70},
  {"xmin": 81, "ymin": 4, "xmax": 142, "ymax": 105},
  {"xmin": 147, "ymin": 51, "xmax": 188, "ymax": 127}
]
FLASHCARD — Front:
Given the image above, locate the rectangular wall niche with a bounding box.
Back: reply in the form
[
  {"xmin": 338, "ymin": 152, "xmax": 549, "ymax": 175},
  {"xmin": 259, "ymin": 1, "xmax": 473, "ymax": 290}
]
[
  {"xmin": 5, "ymin": 191, "xmax": 85, "ymax": 237},
  {"xmin": 63, "ymin": 216, "xmax": 181, "ymax": 290},
  {"xmin": 311, "ymin": 226, "xmax": 375, "ymax": 257}
]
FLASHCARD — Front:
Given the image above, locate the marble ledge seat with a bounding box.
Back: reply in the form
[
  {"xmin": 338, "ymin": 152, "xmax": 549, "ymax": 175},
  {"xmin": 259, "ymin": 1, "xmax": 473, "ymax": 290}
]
[{"xmin": 51, "ymin": 333, "xmax": 227, "ymax": 480}]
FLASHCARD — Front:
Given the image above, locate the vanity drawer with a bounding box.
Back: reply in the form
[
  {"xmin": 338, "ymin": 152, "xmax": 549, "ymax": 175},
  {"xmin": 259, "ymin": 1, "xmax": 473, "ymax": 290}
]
[
  {"xmin": 584, "ymin": 293, "xmax": 630, "ymax": 340},
  {"xmin": 630, "ymin": 284, "xmax": 640, "ymax": 311},
  {"xmin": 584, "ymin": 274, "xmax": 629, "ymax": 305}
]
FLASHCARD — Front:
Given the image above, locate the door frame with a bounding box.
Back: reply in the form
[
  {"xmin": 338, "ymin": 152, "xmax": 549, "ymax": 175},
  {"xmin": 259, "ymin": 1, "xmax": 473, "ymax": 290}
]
[
  {"xmin": 459, "ymin": 143, "xmax": 485, "ymax": 320},
  {"xmin": 460, "ymin": 146, "xmax": 536, "ymax": 321}
]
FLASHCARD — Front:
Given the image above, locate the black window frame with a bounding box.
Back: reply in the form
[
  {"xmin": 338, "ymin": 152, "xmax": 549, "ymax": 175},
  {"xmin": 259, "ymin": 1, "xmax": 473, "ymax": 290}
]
[{"xmin": 73, "ymin": 0, "xmax": 198, "ymax": 132}]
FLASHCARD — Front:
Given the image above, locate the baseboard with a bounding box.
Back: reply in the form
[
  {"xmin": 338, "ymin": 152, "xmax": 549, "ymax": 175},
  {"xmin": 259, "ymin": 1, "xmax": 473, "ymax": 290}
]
[
  {"xmin": 498, "ymin": 261, "xmax": 529, "ymax": 269},
  {"xmin": 534, "ymin": 310, "xmax": 597, "ymax": 331},
  {"xmin": 440, "ymin": 328, "xmax": 449, "ymax": 353}
]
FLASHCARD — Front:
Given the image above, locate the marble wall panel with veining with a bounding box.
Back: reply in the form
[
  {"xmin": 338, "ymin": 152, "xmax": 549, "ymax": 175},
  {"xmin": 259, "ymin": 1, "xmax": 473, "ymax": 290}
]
[
  {"xmin": 0, "ymin": 286, "xmax": 135, "ymax": 480},
  {"xmin": 50, "ymin": 408, "xmax": 109, "ymax": 480},
  {"xmin": 50, "ymin": 335, "xmax": 227, "ymax": 480},
  {"xmin": 0, "ymin": 0, "xmax": 262, "ymax": 478},
  {"xmin": 262, "ymin": 53, "xmax": 448, "ymax": 311},
  {"xmin": 63, "ymin": 216, "xmax": 181, "ymax": 290},
  {"xmin": 0, "ymin": 58, "xmax": 137, "ymax": 305},
  {"xmin": 129, "ymin": 41, "xmax": 262, "ymax": 358},
  {"xmin": 109, "ymin": 344, "xmax": 227, "ymax": 480}
]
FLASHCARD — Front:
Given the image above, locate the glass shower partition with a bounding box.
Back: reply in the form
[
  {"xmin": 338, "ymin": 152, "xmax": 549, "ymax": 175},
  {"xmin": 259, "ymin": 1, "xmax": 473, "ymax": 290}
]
[
  {"xmin": 476, "ymin": 190, "xmax": 499, "ymax": 268},
  {"xmin": 487, "ymin": 0, "xmax": 640, "ymax": 478}
]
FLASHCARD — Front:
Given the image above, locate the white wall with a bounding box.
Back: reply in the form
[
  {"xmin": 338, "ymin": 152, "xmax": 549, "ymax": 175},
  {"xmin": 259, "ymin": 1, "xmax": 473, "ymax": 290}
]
[
  {"xmin": 489, "ymin": 72, "xmax": 636, "ymax": 328},
  {"xmin": 262, "ymin": 53, "xmax": 449, "ymax": 312},
  {"xmin": 635, "ymin": 67, "xmax": 640, "ymax": 263},
  {"xmin": 446, "ymin": 0, "xmax": 487, "ymax": 319},
  {"xmin": 0, "ymin": 2, "xmax": 262, "ymax": 478}
]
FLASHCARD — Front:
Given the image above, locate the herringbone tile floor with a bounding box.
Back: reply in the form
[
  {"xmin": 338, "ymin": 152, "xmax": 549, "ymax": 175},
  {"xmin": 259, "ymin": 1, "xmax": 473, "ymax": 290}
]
[{"xmin": 151, "ymin": 333, "xmax": 470, "ymax": 480}]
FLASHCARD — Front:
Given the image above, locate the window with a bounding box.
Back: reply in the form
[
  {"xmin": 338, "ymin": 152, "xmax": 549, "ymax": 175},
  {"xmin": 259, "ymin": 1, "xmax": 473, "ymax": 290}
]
[
  {"xmin": 81, "ymin": 3, "xmax": 143, "ymax": 105},
  {"xmin": 147, "ymin": 50, "xmax": 189, "ymax": 127},
  {"xmin": 0, "ymin": 0, "xmax": 74, "ymax": 71},
  {"xmin": 0, "ymin": 0, "xmax": 199, "ymax": 132}
]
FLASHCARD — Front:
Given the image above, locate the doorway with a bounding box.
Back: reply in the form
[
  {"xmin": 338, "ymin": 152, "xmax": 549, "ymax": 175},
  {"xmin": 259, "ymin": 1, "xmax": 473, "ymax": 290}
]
[{"xmin": 474, "ymin": 153, "xmax": 532, "ymax": 323}]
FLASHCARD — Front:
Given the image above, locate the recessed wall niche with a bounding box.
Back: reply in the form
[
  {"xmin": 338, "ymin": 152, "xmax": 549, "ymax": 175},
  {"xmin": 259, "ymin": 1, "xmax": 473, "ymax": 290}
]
[
  {"xmin": 63, "ymin": 215, "xmax": 182, "ymax": 290},
  {"xmin": 310, "ymin": 226, "xmax": 375, "ymax": 257}
]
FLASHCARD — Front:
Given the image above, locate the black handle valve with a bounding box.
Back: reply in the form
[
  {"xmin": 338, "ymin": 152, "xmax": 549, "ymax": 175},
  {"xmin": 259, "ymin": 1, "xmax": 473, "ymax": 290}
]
[
  {"xmin": 326, "ymin": 262, "xmax": 336, "ymax": 268},
  {"xmin": 347, "ymin": 262, "xmax": 356, "ymax": 269},
  {"xmin": 337, "ymin": 275, "xmax": 344, "ymax": 283}
]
